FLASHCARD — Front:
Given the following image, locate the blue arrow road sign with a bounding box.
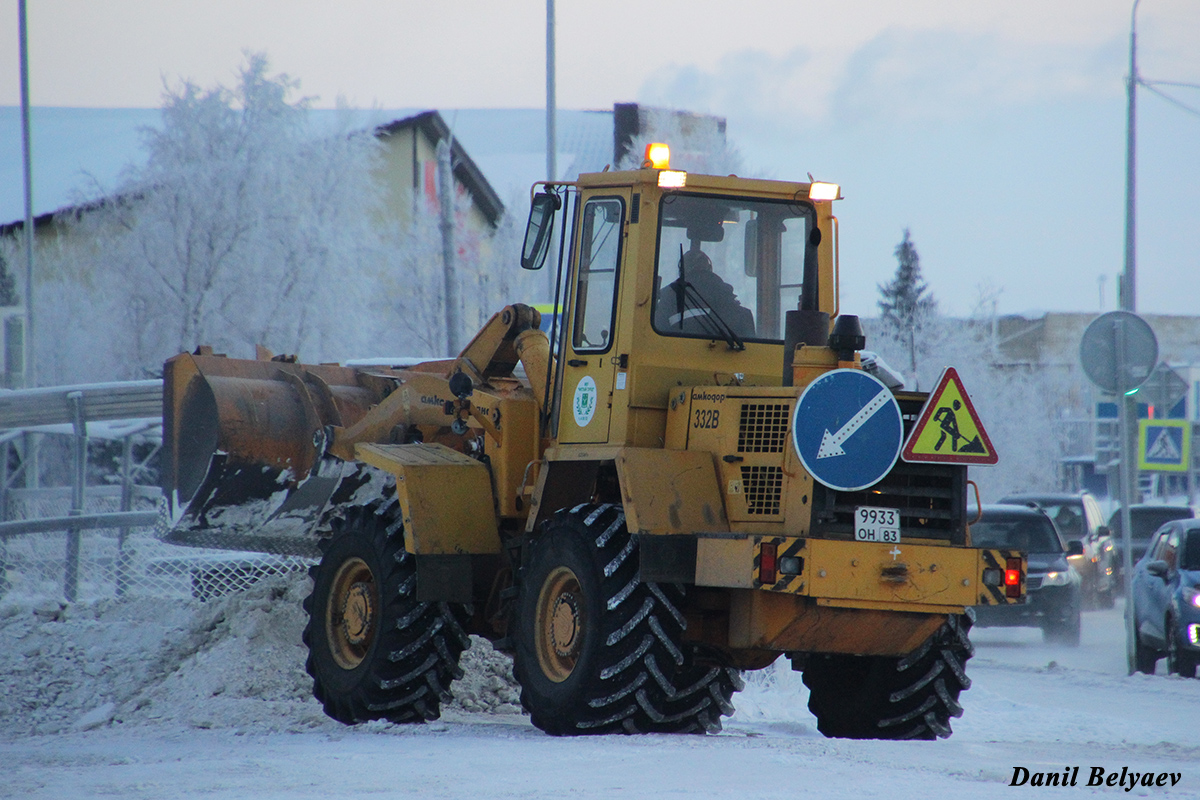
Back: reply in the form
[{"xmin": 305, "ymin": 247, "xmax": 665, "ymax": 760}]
[{"xmin": 792, "ymin": 369, "xmax": 904, "ymax": 492}]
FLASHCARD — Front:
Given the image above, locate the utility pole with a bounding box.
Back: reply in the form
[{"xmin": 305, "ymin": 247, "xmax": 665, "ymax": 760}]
[
  {"xmin": 1118, "ymin": 1, "xmax": 1142, "ymax": 672},
  {"xmin": 438, "ymin": 139, "xmax": 459, "ymax": 356},
  {"xmin": 545, "ymin": 0, "xmax": 558, "ymax": 303},
  {"xmin": 1120, "ymin": 0, "xmax": 1140, "ymax": 313},
  {"xmin": 19, "ymin": 0, "xmax": 35, "ymax": 388},
  {"xmin": 18, "ymin": 0, "xmax": 40, "ymax": 495}
]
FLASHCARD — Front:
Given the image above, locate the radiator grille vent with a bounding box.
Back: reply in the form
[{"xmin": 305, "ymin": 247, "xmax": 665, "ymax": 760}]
[
  {"xmin": 741, "ymin": 465, "xmax": 783, "ymax": 515},
  {"xmin": 737, "ymin": 403, "xmax": 790, "ymax": 453}
]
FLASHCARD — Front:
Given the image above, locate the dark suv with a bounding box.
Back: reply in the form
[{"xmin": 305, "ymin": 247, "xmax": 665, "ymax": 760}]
[
  {"xmin": 971, "ymin": 504, "xmax": 1084, "ymax": 645},
  {"xmin": 996, "ymin": 492, "xmax": 1117, "ymax": 609}
]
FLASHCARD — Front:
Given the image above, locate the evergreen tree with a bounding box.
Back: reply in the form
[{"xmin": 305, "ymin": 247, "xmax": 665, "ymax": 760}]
[
  {"xmin": 0, "ymin": 250, "xmax": 19, "ymax": 306},
  {"xmin": 877, "ymin": 229, "xmax": 937, "ymax": 387}
]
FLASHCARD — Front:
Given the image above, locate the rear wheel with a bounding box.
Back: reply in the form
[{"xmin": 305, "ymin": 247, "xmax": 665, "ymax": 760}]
[
  {"xmin": 514, "ymin": 503, "xmax": 739, "ymax": 735},
  {"xmin": 803, "ymin": 613, "xmax": 973, "ymax": 740},
  {"xmin": 1043, "ymin": 612, "xmax": 1082, "ymax": 647},
  {"xmin": 303, "ymin": 502, "xmax": 471, "ymax": 724},
  {"xmin": 1166, "ymin": 618, "xmax": 1197, "ymax": 679}
]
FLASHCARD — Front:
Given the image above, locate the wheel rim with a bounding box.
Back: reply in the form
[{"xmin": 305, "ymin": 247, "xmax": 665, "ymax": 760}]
[
  {"xmin": 326, "ymin": 556, "xmax": 377, "ymax": 670},
  {"xmin": 535, "ymin": 566, "xmax": 585, "ymax": 683}
]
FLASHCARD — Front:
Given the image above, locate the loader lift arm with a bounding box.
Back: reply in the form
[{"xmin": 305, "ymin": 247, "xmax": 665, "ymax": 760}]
[{"xmin": 327, "ymin": 303, "xmax": 551, "ymax": 461}]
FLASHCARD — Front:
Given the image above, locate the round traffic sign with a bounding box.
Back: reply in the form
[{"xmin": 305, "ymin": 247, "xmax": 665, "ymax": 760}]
[
  {"xmin": 1080, "ymin": 311, "xmax": 1158, "ymax": 394},
  {"xmin": 792, "ymin": 369, "xmax": 904, "ymax": 492}
]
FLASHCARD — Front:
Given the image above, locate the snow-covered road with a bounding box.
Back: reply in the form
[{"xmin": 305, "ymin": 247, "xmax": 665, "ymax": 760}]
[{"xmin": 3, "ymin": 591, "xmax": 1197, "ymax": 799}]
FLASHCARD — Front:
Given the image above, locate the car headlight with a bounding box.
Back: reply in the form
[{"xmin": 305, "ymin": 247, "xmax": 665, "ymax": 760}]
[
  {"xmin": 1041, "ymin": 571, "xmax": 1072, "ymax": 587},
  {"xmin": 1184, "ymin": 587, "xmax": 1200, "ymax": 609}
]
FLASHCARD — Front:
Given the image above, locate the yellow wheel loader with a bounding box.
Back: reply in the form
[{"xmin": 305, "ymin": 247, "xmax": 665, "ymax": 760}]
[{"xmin": 161, "ymin": 146, "xmax": 1025, "ymax": 738}]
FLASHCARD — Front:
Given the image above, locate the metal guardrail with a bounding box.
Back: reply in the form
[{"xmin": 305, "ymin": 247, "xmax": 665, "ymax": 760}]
[
  {"xmin": 0, "ymin": 379, "xmax": 162, "ymax": 428},
  {"xmin": 1, "ymin": 379, "xmax": 165, "ymax": 600},
  {"xmin": 0, "ymin": 510, "xmax": 159, "ymax": 539}
]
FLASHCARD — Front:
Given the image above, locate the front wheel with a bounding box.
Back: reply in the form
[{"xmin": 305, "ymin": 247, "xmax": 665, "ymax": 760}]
[
  {"xmin": 1166, "ymin": 619, "xmax": 1197, "ymax": 679},
  {"xmin": 302, "ymin": 502, "xmax": 472, "ymax": 724},
  {"xmin": 1130, "ymin": 626, "xmax": 1160, "ymax": 675},
  {"xmin": 803, "ymin": 613, "xmax": 973, "ymax": 740},
  {"xmin": 513, "ymin": 503, "xmax": 739, "ymax": 735}
]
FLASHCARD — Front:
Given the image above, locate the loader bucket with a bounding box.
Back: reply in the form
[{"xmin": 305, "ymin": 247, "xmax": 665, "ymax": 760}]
[{"xmin": 162, "ymin": 352, "xmax": 389, "ymax": 555}]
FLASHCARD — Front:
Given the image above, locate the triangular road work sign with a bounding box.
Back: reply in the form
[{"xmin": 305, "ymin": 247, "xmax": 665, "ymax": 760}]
[{"xmin": 902, "ymin": 367, "xmax": 998, "ymax": 465}]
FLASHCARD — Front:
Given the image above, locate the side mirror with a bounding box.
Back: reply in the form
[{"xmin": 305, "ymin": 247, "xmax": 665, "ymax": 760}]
[
  {"xmin": 1066, "ymin": 540, "xmax": 1084, "ymax": 558},
  {"xmin": 1146, "ymin": 560, "xmax": 1169, "ymax": 579},
  {"xmin": 1097, "ymin": 525, "xmax": 1112, "ymax": 538},
  {"xmin": 521, "ymin": 193, "xmax": 560, "ymax": 271}
]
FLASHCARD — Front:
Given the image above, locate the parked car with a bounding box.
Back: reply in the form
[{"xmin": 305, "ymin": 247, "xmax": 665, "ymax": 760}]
[
  {"xmin": 971, "ymin": 504, "xmax": 1084, "ymax": 645},
  {"xmin": 1129, "ymin": 519, "xmax": 1200, "ymax": 677},
  {"xmin": 996, "ymin": 492, "xmax": 1117, "ymax": 609},
  {"xmin": 1108, "ymin": 505, "xmax": 1195, "ymax": 575}
]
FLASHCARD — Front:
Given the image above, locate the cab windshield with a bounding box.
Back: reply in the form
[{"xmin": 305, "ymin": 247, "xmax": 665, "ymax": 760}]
[{"xmin": 652, "ymin": 193, "xmax": 816, "ymax": 344}]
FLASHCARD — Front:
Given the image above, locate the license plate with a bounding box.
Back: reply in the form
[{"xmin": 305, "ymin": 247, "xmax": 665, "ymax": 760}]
[{"xmin": 855, "ymin": 506, "xmax": 901, "ymax": 543}]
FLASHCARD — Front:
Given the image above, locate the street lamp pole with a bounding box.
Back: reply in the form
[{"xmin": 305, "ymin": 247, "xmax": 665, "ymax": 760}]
[
  {"xmin": 18, "ymin": 0, "xmax": 35, "ymax": 387},
  {"xmin": 1119, "ymin": 0, "xmax": 1142, "ymax": 674},
  {"xmin": 545, "ymin": 0, "xmax": 558, "ymax": 303},
  {"xmin": 1120, "ymin": 0, "xmax": 1141, "ymax": 313}
]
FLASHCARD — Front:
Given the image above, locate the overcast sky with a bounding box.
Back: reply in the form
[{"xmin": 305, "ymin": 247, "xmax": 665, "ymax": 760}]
[{"xmin": 1, "ymin": 0, "xmax": 1198, "ymax": 318}]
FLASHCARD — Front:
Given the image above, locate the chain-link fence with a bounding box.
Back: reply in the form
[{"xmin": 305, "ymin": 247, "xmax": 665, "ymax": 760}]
[
  {"xmin": 1, "ymin": 487, "xmax": 311, "ymax": 602},
  {"xmin": 0, "ymin": 378, "xmax": 315, "ymax": 604}
]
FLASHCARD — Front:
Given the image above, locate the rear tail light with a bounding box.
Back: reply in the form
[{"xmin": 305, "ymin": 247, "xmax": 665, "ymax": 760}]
[
  {"xmin": 760, "ymin": 542, "xmax": 778, "ymax": 585},
  {"xmin": 1005, "ymin": 557, "xmax": 1023, "ymax": 598}
]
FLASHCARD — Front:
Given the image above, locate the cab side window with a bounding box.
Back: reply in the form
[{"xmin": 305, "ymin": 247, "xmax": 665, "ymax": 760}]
[{"xmin": 572, "ymin": 198, "xmax": 624, "ymax": 353}]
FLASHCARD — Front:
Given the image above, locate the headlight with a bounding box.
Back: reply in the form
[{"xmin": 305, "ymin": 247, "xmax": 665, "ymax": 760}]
[
  {"xmin": 1184, "ymin": 587, "xmax": 1200, "ymax": 609},
  {"xmin": 1041, "ymin": 571, "xmax": 1072, "ymax": 587}
]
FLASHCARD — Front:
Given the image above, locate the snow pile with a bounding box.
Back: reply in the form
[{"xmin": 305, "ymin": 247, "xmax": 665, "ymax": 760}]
[{"xmin": 0, "ymin": 571, "xmax": 523, "ymax": 739}]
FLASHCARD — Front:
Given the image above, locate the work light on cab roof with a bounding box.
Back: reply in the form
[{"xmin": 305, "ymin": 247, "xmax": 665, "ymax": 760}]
[
  {"xmin": 808, "ymin": 181, "xmax": 840, "ymax": 201},
  {"xmin": 643, "ymin": 142, "xmax": 687, "ymax": 188}
]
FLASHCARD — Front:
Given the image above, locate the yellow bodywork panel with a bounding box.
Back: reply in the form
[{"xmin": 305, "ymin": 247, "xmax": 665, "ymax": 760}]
[
  {"xmin": 694, "ymin": 535, "xmax": 1025, "ymax": 612},
  {"xmin": 802, "ymin": 538, "xmax": 984, "ymax": 609},
  {"xmin": 614, "ymin": 448, "xmax": 729, "ymax": 535},
  {"xmin": 728, "ymin": 590, "xmax": 946, "ymax": 656},
  {"xmin": 695, "ymin": 535, "xmax": 756, "ymax": 589},
  {"xmin": 355, "ymin": 443, "xmax": 500, "ymax": 555}
]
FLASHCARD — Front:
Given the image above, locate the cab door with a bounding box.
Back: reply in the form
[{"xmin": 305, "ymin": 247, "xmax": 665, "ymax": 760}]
[{"xmin": 558, "ymin": 193, "xmax": 628, "ymax": 444}]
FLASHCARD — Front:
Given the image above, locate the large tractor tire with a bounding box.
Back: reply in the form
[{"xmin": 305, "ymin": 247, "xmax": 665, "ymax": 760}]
[
  {"xmin": 803, "ymin": 613, "xmax": 974, "ymax": 740},
  {"xmin": 513, "ymin": 503, "xmax": 740, "ymax": 735},
  {"xmin": 302, "ymin": 501, "xmax": 471, "ymax": 724}
]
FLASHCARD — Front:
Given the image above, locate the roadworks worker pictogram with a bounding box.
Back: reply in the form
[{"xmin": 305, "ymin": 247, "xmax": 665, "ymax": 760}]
[{"xmin": 902, "ymin": 367, "xmax": 998, "ymax": 465}]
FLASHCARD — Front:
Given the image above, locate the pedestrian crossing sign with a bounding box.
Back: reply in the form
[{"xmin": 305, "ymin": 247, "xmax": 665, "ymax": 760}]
[
  {"xmin": 901, "ymin": 367, "xmax": 998, "ymax": 465},
  {"xmin": 1138, "ymin": 419, "xmax": 1190, "ymax": 472}
]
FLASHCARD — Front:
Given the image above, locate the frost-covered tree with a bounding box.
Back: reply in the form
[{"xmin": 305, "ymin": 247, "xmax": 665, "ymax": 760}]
[
  {"xmin": 54, "ymin": 54, "xmax": 384, "ymax": 378},
  {"xmin": 877, "ymin": 229, "xmax": 937, "ymax": 387},
  {"xmin": 866, "ymin": 311, "xmax": 1069, "ymax": 501},
  {"xmin": 0, "ymin": 251, "xmax": 19, "ymax": 307}
]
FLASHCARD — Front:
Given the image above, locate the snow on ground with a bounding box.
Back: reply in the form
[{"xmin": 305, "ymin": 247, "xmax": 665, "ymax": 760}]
[{"xmin": 1, "ymin": 572, "xmax": 1197, "ymax": 799}]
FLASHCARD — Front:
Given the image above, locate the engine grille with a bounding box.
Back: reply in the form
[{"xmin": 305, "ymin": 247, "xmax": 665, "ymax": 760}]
[
  {"xmin": 811, "ymin": 460, "xmax": 967, "ymax": 542},
  {"xmin": 737, "ymin": 403, "xmax": 790, "ymax": 453},
  {"xmin": 741, "ymin": 465, "xmax": 783, "ymax": 515}
]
